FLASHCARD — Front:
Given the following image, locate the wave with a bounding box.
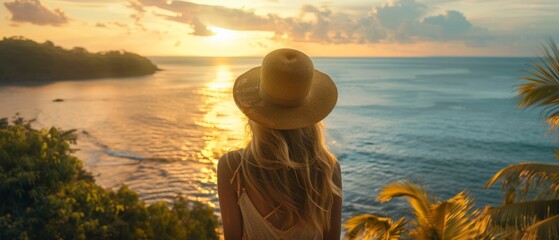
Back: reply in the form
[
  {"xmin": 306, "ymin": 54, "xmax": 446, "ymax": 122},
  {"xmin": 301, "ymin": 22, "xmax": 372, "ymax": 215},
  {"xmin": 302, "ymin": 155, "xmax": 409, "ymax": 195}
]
[{"xmin": 79, "ymin": 130, "xmax": 177, "ymax": 162}]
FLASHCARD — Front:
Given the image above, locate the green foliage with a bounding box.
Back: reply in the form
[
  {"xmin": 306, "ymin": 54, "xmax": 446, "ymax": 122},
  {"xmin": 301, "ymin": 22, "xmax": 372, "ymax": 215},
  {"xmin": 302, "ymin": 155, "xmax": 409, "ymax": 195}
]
[
  {"xmin": 0, "ymin": 116, "xmax": 218, "ymax": 239},
  {"xmin": 0, "ymin": 36, "xmax": 159, "ymax": 82},
  {"xmin": 482, "ymin": 38, "xmax": 559, "ymax": 239},
  {"xmin": 484, "ymin": 160, "xmax": 559, "ymax": 239},
  {"xmin": 517, "ymin": 38, "xmax": 559, "ymax": 134},
  {"xmin": 485, "ymin": 162, "xmax": 559, "ymax": 204}
]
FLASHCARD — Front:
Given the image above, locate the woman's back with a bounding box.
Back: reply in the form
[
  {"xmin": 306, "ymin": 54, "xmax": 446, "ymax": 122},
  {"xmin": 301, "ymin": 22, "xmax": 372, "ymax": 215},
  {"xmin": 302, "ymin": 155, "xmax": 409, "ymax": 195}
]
[
  {"xmin": 217, "ymin": 48, "xmax": 342, "ymax": 239},
  {"xmin": 219, "ymin": 150, "xmax": 341, "ymax": 240},
  {"xmin": 238, "ymin": 191, "xmax": 322, "ymax": 240},
  {"xmin": 233, "ymin": 151, "xmax": 327, "ymax": 239}
]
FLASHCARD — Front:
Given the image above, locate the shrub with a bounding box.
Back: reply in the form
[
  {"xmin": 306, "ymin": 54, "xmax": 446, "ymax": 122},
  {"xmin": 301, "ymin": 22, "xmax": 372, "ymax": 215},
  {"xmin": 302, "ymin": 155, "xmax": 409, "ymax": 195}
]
[{"xmin": 0, "ymin": 116, "xmax": 218, "ymax": 240}]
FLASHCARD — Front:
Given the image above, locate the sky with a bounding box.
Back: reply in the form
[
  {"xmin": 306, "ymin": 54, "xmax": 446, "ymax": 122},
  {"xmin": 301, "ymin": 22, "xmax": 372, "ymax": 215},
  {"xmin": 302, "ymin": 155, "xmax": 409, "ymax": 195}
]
[{"xmin": 1, "ymin": 0, "xmax": 558, "ymax": 56}]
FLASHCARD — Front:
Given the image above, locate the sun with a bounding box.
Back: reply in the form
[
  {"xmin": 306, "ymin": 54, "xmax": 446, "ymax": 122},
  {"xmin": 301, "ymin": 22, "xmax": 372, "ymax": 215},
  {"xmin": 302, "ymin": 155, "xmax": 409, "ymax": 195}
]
[{"xmin": 208, "ymin": 27, "xmax": 236, "ymax": 43}]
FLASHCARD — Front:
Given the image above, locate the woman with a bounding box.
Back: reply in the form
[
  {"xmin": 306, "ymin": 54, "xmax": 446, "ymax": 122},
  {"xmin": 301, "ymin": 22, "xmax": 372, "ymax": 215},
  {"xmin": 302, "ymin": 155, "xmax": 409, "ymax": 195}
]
[{"xmin": 218, "ymin": 48, "xmax": 342, "ymax": 240}]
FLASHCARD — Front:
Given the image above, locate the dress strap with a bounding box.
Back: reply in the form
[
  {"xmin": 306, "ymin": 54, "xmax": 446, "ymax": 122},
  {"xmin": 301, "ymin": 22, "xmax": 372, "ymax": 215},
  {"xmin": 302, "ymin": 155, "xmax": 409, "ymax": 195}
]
[
  {"xmin": 263, "ymin": 204, "xmax": 282, "ymax": 220},
  {"xmin": 236, "ymin": 169, "xmax": 242, "ymax": 195},
  {"xmin": 227, "ymin": 151, "xmax": 244, "ymax": 196},
  {"xmin": 231, "ymin": 161, "xmax": 244, "ymax": 196}
]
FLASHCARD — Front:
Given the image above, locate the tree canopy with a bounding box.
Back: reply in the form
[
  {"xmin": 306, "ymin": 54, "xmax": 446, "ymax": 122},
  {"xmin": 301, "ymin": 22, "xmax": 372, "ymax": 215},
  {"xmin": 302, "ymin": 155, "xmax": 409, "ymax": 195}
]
[
  {"xmin": 0, "ymin": 116, "xmax": 218, "ymax": 240},
  {"xmin": 0, "ymin": 36, "xmax": 159, "ymax": 82}
]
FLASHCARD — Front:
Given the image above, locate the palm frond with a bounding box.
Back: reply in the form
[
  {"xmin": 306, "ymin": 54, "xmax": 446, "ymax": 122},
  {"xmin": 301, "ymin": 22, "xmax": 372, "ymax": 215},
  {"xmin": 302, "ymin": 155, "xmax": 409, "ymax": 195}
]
[
  {"xmin": 429, "ymin": 192, "xmax": 486, "ymax": 240},
  {"xmin": 486, "ymin": 224, "xmax": 521, "ymax": 240},
  {"xmin": 487, "ymin": 199, "xmax": 559, "ymax": 230},
  {"xmin": 520, "ymin": 214, "xmax": 559, "ymax": 240},
  {"xmin": 377, "ymin": 180, "xmax": 432, "ymax": 226},
  {"xmin": 485, "ymin": 162, "xmax": 559, "ymax": 203},
  {"xmin": 343, "ymin": 214, "xmax": 407, "ymax": 240},
  {"xmin": 539, "ymin": 39, "xmax": 559, "ymax": 82},
  {"xmin": 472, "ymin": 207, "xmax": 501, "ymax": 239},
  {"xmin": 518, "ymin": 38, "xmax": 559, "ymax": 131}
]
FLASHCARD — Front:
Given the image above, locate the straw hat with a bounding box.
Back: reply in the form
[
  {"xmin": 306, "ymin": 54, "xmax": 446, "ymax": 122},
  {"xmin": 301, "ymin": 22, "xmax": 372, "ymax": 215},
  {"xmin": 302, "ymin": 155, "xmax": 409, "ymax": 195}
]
[{"xmin": 233, "ymin": 48, "xmax": 337, "ymax": 130}]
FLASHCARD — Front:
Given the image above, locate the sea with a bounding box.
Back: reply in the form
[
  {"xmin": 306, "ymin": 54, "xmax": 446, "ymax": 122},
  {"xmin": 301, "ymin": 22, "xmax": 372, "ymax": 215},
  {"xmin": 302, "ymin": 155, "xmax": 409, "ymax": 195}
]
[{"xmin": 0, "ymin": 57, "xmax": 556, "ymax": 222}]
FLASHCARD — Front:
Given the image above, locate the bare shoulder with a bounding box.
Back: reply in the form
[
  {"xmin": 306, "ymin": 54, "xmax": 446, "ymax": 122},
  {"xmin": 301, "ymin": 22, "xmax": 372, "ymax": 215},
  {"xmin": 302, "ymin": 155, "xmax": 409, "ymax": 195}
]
[
  {"xmin": 217, "ymin": 150, "xmax": 243, "ymax": 179},
  {"xmin": 334, "ymin": 161, "xmax": 341, "ymax": 172},
  {"xmin": 333, "ymin": 161, "xmax": 342, "ymax": 187}
]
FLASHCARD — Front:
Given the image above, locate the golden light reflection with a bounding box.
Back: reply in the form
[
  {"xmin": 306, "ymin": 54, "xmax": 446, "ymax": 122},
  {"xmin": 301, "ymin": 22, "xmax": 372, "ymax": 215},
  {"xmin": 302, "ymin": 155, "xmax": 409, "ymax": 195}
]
[{"xmin": 195, "ymin": 64, "xmax": 247, "ymax": 200}]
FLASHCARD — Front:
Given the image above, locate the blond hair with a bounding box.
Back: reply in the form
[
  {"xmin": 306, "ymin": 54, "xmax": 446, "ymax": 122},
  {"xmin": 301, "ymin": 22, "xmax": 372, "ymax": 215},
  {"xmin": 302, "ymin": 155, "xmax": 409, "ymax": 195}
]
[{"xmin": 238, "ymin": 120, "xmax": 341, "ymax": 232}]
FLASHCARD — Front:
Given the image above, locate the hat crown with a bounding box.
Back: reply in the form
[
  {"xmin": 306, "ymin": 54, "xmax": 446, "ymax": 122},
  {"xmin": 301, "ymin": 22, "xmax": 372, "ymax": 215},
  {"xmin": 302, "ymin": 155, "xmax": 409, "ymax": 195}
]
[{"xmin": 259, "ymin": 48, "xmax": 314, "ymax": 107}]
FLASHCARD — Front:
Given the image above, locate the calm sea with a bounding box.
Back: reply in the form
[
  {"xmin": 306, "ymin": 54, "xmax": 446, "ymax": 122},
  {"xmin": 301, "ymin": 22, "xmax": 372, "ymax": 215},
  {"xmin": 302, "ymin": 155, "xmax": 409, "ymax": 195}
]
[{"xmin": 0, "ymin": 57, "xmax": 556, "ymax": 221}]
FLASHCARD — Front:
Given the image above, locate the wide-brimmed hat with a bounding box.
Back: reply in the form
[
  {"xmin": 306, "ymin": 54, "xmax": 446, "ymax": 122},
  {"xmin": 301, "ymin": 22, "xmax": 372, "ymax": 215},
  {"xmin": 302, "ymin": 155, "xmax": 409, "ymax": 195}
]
[{"xmin": 233, "ymin": 48, "xmax": 337, "ymax": 130}]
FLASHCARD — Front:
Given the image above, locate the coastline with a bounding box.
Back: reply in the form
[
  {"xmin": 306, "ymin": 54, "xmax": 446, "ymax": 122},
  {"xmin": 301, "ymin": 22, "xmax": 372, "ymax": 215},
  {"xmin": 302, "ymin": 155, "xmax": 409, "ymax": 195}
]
[{"xmin": 0, "ymin": 37, "xmax": 160, "ymax": 83}]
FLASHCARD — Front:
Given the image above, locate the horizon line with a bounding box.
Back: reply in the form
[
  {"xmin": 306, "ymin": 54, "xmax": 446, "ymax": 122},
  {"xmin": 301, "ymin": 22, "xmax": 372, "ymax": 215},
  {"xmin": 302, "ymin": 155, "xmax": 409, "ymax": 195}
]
[{"xmin": 146, "ymin": 55, "xmax": 535, "ymax": 58}]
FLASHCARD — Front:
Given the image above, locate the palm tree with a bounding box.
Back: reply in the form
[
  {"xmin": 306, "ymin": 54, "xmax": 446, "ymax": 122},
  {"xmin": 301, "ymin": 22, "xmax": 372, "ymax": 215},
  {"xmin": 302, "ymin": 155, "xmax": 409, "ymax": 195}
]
[
  {"xmin": 344, "ymin": 214, "xmax": 406, "ymax": 240},
  {"xmin": 485, "ymin": 159, "xmax": 559, "ymax": 239},
  {"xmin": 344, "ymin": 180, "xmax": 488, "ymax": 240},
  {"xmin": 517, "ymin": 39, "xmax": 559, "ymax": 131},
  {"xmin": 484, "ymin": 39, "xmax": 559, "ymax": 239}
]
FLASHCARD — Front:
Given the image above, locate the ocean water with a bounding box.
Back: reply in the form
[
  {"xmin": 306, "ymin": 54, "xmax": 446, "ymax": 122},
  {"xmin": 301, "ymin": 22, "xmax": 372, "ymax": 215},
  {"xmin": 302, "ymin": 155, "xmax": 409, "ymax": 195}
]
[{"xmin": 0, "ymin": 57, "xmax": 556, "ymax": 222}]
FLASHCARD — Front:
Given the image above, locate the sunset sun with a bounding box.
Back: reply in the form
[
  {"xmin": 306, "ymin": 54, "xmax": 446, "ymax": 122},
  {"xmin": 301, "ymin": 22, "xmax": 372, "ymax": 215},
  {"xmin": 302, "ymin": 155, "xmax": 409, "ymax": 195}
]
[{"xmin": 208, "ymin": 27, "xmax": 236, "ymax": 43}]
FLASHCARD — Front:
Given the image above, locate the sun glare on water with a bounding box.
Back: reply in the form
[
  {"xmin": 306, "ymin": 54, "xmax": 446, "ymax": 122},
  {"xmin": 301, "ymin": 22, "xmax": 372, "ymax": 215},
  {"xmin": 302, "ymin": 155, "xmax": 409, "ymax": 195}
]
[{"xmin": 196, "ymin": 65, "xmax": 246, "ymax": 165}]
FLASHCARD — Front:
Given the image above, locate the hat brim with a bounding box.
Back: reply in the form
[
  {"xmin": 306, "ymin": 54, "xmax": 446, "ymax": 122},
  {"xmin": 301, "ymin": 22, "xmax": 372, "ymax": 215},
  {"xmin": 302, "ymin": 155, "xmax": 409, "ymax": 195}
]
[{"xmin": 233, "ymin": 67, "xmax": 337, "ymax": 130}]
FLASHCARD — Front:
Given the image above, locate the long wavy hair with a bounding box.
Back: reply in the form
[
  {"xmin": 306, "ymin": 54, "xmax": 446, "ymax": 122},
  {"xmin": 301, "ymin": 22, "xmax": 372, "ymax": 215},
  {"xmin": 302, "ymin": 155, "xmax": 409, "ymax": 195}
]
[{"xmin": 238, "ymin": 120, "xmax": 341, "ymax": 232}]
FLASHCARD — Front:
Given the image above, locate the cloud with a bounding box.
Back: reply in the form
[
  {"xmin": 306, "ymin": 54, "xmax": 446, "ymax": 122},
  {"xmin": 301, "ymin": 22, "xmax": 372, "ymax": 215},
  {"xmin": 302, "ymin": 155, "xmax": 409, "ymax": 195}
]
[
  {"xmin": 4, "ymin": 0, "xmax": 69, "ymax": 26},
  {"xmin": 422, "ymin": 10, "xmax": 473, "ymax": 37},
  {"xmin": 372, "ymin": 0, "xmax": 427, "ymax": 30},
  {"xmin": 190, "ymin": 18, "xmax": 214, "ymax": 36},
  {"xmin": 130, "ymin": 0, "xmax": 277, "ymax": 36},
  {"xmin": 128, "ymin": 0, "xmax": 144, "ymax": 23},
  {"xmin": 276, "ymin": 0, "xmax": 483, "ymax": 44},
  {"xmin": 95, "ymin": 21, "xmax": 128, "ymax": 28},
  {"xmin": 129, "ymin": 0, "xmax": 484, "ymax": 44},
  {"xmin": 128, "ymin": 0, "xmax": 145, "ymax": 13}
]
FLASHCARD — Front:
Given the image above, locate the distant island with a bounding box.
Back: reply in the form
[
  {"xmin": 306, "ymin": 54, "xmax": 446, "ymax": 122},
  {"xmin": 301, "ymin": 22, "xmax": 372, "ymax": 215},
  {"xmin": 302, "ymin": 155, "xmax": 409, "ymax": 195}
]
[{"xmin": 0, "ymin": 37, "xmax": 159, "ymax": 82}]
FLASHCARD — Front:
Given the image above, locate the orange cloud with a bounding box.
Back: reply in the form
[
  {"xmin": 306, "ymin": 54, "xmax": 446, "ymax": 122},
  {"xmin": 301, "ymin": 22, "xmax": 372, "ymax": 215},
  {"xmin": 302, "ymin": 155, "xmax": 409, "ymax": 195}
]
[
  {"xmin": 129, "ymin": 0, "xmax": 484, "ymax": 45},
  {"xmin": 4, "ymin": 0, "xmax": 69, "ymax": 26}
]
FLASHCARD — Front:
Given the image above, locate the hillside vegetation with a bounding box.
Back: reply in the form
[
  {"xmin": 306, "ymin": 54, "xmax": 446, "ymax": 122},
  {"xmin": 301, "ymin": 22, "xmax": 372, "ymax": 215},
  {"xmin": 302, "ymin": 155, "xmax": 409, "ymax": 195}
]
[
  {"xmin": 0, "ymin": 116, "xmax": 218, "ymax": 240},
  {"xmin": 0, "ymin": 37, "xmax": 158, "ymax": 82}
]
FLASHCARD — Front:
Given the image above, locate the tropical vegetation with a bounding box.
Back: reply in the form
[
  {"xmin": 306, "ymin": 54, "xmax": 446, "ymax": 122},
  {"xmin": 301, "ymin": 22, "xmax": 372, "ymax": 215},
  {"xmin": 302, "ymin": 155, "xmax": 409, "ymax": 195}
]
[
  {"xmin": 344, "ymin": 39, "xmax": 559, "ymax": 239},
  {"xmin": 0, "ymin": 116, "xmax": 218, "ymax": 240},
  {"xmin": 0, "ymin": 36, "xmax": 159, "ymax": 82},
  {"xmin": 343, "ymin": 180, "xmax": 489, "ymax": 239},
  {"xmin": 483, "ymin": 39, "xmax": 559, "ymax": 239}
]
